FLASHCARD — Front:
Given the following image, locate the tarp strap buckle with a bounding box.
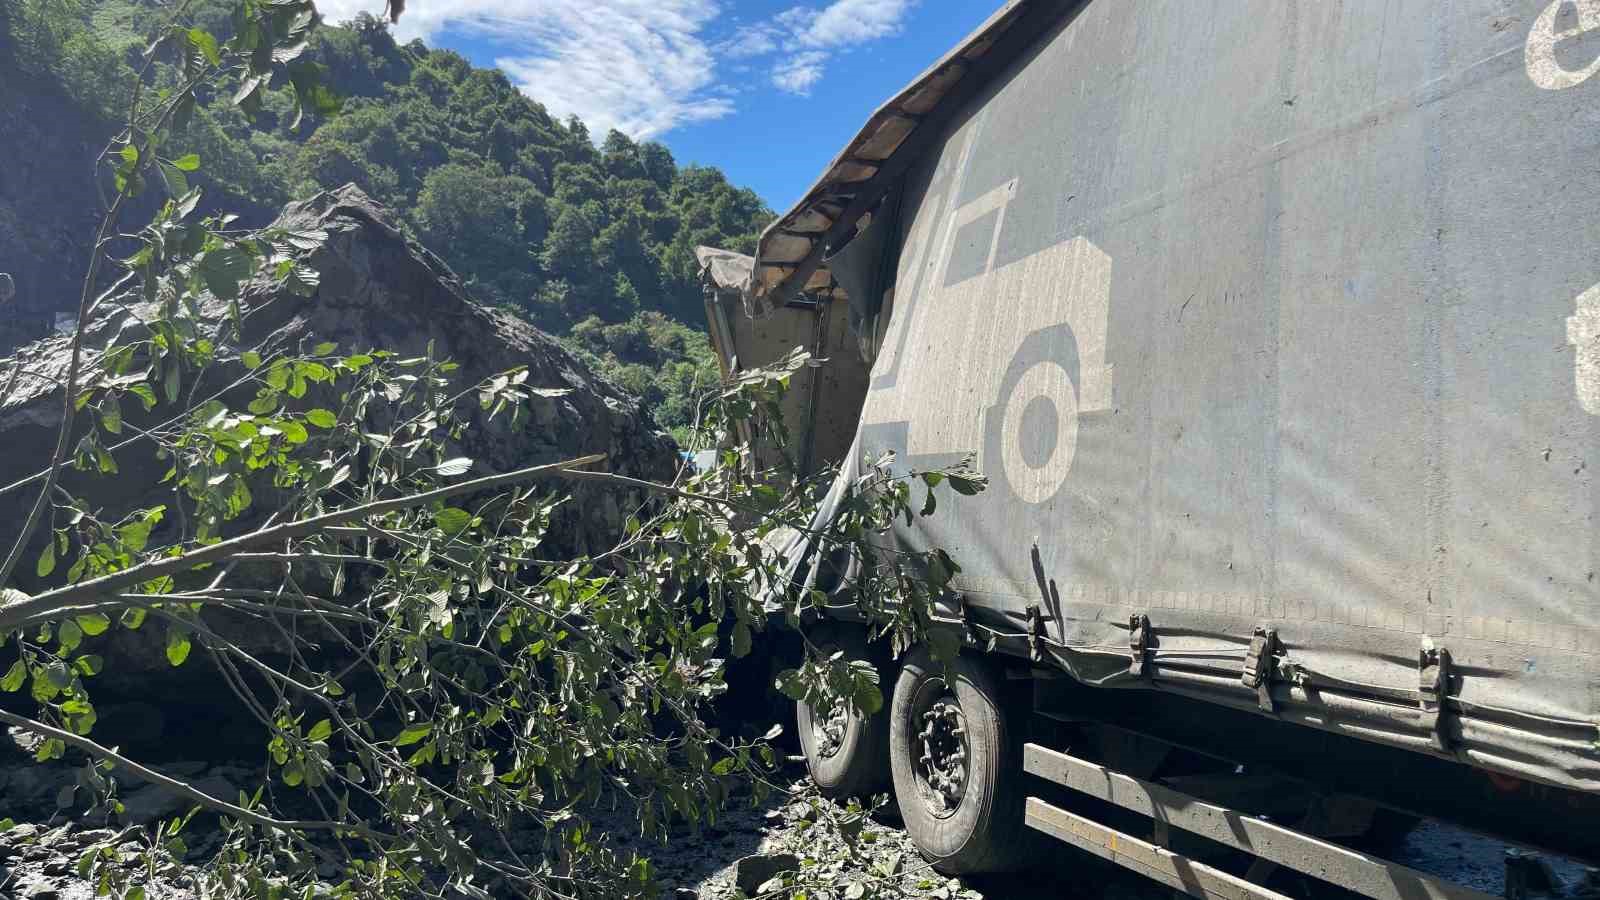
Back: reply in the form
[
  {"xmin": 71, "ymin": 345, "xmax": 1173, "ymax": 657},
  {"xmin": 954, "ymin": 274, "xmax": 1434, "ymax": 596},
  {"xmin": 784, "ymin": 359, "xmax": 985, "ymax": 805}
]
[
  {"xmin": 1128, "ymin": 613, "xmax": 1151, "ymax": 678},
  {"xmin": 1419, "ymin": 638, "xmax": 1453, "ymax": 751},
  {"xmin": 1241, "ymin": 627, "xmax": 1280, "ymax": 713},
  {"xmin": 1025, "ymin": 604, "xmax": 1046, "ymax": 662}
]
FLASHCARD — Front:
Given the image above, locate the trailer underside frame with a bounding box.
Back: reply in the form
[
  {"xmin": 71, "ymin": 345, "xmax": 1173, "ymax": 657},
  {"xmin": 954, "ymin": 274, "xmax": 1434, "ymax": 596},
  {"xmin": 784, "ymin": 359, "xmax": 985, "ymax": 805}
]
[{"xmin": 1022, "ymin": 742, "xmax": 1500, "ymax": 900}]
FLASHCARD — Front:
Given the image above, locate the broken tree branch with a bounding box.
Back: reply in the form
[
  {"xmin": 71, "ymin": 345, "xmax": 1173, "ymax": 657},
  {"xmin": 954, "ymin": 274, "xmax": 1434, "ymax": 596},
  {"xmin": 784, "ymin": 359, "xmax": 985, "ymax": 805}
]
[{"xmin": 0, "ymin": 453, "xmax": 606, "ymax": 630}]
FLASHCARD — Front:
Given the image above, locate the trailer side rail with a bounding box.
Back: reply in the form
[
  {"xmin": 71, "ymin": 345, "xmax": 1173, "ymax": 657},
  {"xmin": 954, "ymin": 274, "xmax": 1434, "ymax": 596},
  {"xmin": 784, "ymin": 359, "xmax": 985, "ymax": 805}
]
[{"xmin": 1022, "ymin": 743, "xmax": 1497, "ymax": 900}]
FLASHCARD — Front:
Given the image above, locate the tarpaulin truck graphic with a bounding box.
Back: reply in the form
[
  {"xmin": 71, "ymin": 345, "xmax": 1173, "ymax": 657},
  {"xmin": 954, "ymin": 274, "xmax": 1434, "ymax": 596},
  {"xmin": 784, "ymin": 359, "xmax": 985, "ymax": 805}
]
[
  {"xmin": 704, "ymin": 0, "xmax": 1600, "ymax": 894},
  {"xmin": 863, "ymin": 171, "xmax": 1114, "ymax": 506}
]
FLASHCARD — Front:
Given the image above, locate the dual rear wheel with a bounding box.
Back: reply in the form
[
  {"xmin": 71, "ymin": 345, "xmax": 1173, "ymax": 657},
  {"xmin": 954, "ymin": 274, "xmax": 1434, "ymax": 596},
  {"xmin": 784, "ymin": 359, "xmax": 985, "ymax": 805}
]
[{"xmin": 796, "ymin": 630, "xmax": 1034, "ymax": 874}]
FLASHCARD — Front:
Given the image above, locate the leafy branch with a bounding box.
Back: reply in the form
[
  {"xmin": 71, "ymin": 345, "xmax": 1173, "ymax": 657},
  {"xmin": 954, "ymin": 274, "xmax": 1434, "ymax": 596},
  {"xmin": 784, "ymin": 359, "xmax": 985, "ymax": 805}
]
[{"xmin": 0, "ymin": 2, "xmax": 984, "ymax": 897}]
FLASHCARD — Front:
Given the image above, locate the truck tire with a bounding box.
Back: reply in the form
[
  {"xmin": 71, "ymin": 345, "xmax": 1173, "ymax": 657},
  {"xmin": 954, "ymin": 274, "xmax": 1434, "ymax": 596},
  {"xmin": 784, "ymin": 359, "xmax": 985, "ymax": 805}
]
[
  {"xmin": 796, "ymin": 625, "xmax": 893, "ymax": 799},
  {"xmin": 889, "ymin": 647, "xmax": 1033, "ymax": 874}
]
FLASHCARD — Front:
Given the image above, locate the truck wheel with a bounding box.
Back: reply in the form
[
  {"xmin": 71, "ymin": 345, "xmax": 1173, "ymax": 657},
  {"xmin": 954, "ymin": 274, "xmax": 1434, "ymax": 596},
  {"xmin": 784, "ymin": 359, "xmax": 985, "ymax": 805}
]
[
  {"xmin": 796, "ymin": 625, "xmax": 893, "ymax": 799},
  {"xmin": 889, "ymin": 647, "xmax": 1033, "ymax": 874}
]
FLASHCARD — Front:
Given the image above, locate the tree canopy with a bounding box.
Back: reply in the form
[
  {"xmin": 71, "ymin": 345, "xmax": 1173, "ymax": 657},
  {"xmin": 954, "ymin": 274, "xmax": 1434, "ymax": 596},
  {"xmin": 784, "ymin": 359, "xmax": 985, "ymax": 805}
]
[
  {"xmin": 3, "ymin": 0, "xmax": 773, "ymax": 441},
  {"xmin": 0, "ymin": 3, "xmax": 980, "ymax": 895}
]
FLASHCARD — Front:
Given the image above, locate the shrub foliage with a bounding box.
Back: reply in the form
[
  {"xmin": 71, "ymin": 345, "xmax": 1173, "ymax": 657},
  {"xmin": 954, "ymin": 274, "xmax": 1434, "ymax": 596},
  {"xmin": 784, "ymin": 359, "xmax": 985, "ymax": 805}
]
[{"xmin": 0, "ymin": 3, "xmax": 982, "ymax": 896}]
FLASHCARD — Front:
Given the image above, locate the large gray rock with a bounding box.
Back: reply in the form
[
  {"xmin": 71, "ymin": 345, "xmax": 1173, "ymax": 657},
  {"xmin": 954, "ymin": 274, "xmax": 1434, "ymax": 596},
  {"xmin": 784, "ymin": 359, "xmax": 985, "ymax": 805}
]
[
  {"xmin": 732, "ymin": 852, "xmax": 798, "ymax": 895},
  {"xmin": 0, "ymin": 185, "xmax": 679, "ymax": 691},
  {"xmin": 119, "ymin": 773, "xmax": 240, "ymax": 825}
]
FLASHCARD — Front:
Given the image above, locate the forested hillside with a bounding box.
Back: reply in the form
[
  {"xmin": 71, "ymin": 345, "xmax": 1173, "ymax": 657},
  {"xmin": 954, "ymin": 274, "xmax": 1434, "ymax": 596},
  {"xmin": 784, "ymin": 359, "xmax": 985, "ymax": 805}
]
[{"xmin": 2, "ymin": 0, "xmax": 772, "ymax": 438}]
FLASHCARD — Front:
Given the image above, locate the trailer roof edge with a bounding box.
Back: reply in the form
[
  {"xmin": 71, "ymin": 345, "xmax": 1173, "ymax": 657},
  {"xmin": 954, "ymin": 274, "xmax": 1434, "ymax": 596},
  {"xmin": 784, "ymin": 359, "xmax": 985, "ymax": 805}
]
[{"xmin": 745, "ymin": 0, "xmax": 1032, "ymax": 313}]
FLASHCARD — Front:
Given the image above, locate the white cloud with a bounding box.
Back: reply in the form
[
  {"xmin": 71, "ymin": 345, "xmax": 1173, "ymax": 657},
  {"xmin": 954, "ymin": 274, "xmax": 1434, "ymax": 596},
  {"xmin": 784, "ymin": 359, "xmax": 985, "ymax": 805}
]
[
  {"xmin": 716, "ymin": 22, "xmax": 782, "ymax": 59},
  {"xmin": 317, "ymin": 0, "xmax": 733, "ymax": 141},
  {"xmin": 795, "ymin": 0, "xmax": 917, "ymax": 49},
  {"xmin": 313, "ymin": 0, "xmax": 918, "ymax": 130},
  {"xmin": 770, "ymin": 50, "xmax": 828, "ymax": 96},
  {"xmin": 758, "ymin": 0, "xmax": 919, "ymax": 95}
]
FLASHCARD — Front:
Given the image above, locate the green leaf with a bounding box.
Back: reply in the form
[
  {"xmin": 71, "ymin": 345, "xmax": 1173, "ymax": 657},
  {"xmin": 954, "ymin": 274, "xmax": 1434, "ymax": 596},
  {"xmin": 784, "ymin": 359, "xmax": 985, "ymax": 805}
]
[
  {"xmin": 233, "ymin": 72, "xmax": 266, "ymax": 107},
  {"xmin": 157, "ymin": 161, "xmax": 190, "ymax": 200},
  {"xmin": 172, "ymin": 153, "xmax": 201, "ymax": 172},
  {"xmin": 0, "ymin": 660, "xmax": 26, "ymax": 692},
  {"xmin": 36, "ymin": 542, "xmax": 55, "ymax": 578},
  {"xmin": 432, "ymin": 457, "xmax": 472, "ymax": 477},
  {"xmin": 128, "ymin": 383, "xmax": 157, "ymax": 411},
  {"xmin": 312, "ymin": 341, "xmax": 338, "ymax": 356},
  {"xmin": 241, "ymin": 351, "xmax": 263, "ymax": 370},
  {"xmin": 176, "ymin": 80, "xmax": 200, "ymax": 131},
  {"xmin": 731, "ymin": 621, "xmax": 752, "ymax": 658},
  {"xmin": 947, "ymin": 472, "xmax": 987, "ymax": 496},
  {"xmin": 393, "ymin": 722, "xmax": 431, "ymax": 747},
  {"xmin": 99, "ymin": 393, "xmax": 123, "ymax": 435},
  {"xmin": 305, "ymin": 408, "xmax": 337, "ymax": 428},
  {"xmin": 773, "ymin": 670, "xmax": 808, "ymax": 702},
  {"xmin": 58, "ymin": 620, "xmax": 83, "ymax": 654},
  {"xmin": 163, "ymin": 360, "xmax": 180, "ymax": 405},
  {"xmin": 76, "ymin": 613, "xmax": 110, "ymax": 636},
  {"xmin": 850, "ymin": 679, "xmax": 883, "ymax": 716},
  {"xmin": 121, "ymin": 607, "xmax": 147, "ymax": 630},
  {"xmin": 117, "ymin": 520, "xmax": 153, "ymax": 553},
  {"xmin": 165, "ymin": 628, "xmax": 192, "ymax": 667},
  {"xmin": 73, "ymin": 655, "xmax": 104, "ymax": 677},
  {"xmin": 198, "ymin": 247, "xmax": 252, "ymax": 300},
  {"xmin": 433, "ymin": 508, "xmax": 471, "ymax": 535},
  {"xmin": 711, "ymin": 757, "xmax": 737, "ymax": 776},
  {"xmin": 279, "ymin": 420, "xmax": 309, "ymax": 444},
  {"xmin": 186, "ymin": 29, "xmax": 220, "ymax": 66},
  {"xmin": 306, "ymin": 719, "xmax": 333, "ymax": 742}
]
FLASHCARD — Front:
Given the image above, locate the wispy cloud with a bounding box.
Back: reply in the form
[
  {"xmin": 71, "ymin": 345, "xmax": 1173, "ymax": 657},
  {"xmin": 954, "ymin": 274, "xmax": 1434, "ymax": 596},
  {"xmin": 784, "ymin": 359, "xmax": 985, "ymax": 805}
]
[
  {"xmin": 715, "ymin": 22, "xmax": 783, "ymax": 59},
  {"xmin": 316, "ymin": 0, "xmax": 730, "ymax": 140},
  {"xmin": 770, "ymin": 50, "xmax": 829, "ymax": 96},
  {"xmin": 756, "ymin": 0, "xmax": 920, "ymax": 95},
  {"xmin": 314, "ymin": 0, "xmax": 917, "ymax": 136},
  {"xmin": 803, "ymin": 0, "xmax": 919, "ymax": 48}
]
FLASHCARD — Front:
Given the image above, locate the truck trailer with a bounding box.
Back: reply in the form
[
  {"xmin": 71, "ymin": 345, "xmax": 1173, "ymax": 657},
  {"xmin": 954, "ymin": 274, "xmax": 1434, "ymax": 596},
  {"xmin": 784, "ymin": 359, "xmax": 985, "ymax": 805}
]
[{"xmin": 701, "ymin": 1, "xmax": 1600, "ymax": 896}]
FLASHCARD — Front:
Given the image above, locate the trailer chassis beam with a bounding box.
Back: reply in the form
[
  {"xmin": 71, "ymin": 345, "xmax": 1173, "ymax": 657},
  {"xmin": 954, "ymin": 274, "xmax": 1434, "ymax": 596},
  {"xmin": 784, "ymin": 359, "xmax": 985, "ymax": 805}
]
[
  {"xmin": 1025, "ymin": 798, "xmax": 1295, "ymax": 900},
  {"xmin": 1023, "ymin": 743, "xmax": 1497, "ymax": 900}
]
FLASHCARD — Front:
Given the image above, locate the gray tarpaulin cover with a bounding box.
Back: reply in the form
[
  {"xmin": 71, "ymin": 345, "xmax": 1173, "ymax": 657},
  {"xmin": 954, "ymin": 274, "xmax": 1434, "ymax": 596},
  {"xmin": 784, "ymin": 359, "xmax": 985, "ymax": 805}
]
[
  {"xmin": 772, "ymin": 0, "xmax": 1600, "ymax": 795},
  {"xmin": 695, "ymin": 246, "xmax": 754, "ymax": 295}
]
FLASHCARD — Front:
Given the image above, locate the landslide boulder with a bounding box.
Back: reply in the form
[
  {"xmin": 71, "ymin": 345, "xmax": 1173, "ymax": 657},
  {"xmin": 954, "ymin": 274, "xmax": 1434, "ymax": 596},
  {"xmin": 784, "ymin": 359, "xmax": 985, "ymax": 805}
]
[{"xmin": 0, "ymin": 185, "xmax": 679, "ymax": 695}]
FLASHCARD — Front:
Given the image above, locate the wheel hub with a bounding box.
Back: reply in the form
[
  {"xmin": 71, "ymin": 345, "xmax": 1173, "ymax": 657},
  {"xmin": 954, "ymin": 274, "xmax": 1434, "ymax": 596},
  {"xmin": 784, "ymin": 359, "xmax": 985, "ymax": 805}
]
[
  {"xmin": 912, "ymin": 689, "xmax": 969, "ymax": 817},
  {"xmin": 812, "ymin": 696, "xmax": 850, "ymax": 759}
]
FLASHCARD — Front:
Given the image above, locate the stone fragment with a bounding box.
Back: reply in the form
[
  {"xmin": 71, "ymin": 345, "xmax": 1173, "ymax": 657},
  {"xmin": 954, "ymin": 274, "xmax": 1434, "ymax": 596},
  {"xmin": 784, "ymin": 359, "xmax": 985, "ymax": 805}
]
[
  {"xmin": 732, "ymin": 851, "xmax": 798, "ymax": 895},
  {"xmin": 119, "ymin": 774, "xmax": 239, "ymax": 826}
]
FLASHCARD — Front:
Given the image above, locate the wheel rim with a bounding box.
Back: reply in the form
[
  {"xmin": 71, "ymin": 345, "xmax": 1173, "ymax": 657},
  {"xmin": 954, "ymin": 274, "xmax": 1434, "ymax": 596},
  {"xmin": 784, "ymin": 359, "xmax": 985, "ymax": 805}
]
[
  {"xmin": 908, "ymin": 677, "xmax": 969, "ymax": 819},
  {"xmin": 810, "ymin": 695, "xmax": 850, "ymax": 759}
]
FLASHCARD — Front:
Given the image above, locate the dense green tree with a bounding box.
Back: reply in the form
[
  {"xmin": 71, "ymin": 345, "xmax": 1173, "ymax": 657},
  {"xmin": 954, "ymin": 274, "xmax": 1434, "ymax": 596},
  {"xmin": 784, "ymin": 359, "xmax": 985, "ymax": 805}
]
[
  {"xmin": 5, "ymin": 0, "xmax": 132, "ymax": 120},
  {"xmin": 414, "ymin": 161, "xmax": 546, "ymax": 303},
  {"xmin": 8, "ymin": 1, "xmax": 776, "ymax": 440}
]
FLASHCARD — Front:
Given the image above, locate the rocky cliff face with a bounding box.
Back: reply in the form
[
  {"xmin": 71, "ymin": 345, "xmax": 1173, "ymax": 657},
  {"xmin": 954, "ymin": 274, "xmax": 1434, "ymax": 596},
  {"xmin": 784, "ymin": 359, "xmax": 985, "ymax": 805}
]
[
  {"xmin": 0, "ymin": 184, "xmax": 680, "ymax": 693},
  {"xmin": 1, "ymin": 183, "xmax": 680, "ymax": 560},
  {"xmin": 0, "ymin": 61, "xmax": 107, "ymax": 353}
]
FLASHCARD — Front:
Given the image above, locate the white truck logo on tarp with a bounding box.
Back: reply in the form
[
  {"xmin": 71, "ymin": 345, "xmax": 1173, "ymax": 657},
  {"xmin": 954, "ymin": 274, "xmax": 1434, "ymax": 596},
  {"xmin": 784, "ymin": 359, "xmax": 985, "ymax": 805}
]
[
  {"xmin": 1569, "ymin": 283, "xmax": 1600, "ymax": 414},
  {"xmin": 863, "ymin": 177, "xmax": 1114, "ymax": 504},
  {"xmin": 1526, "ymin": 0, "xmax": 1600, "ymax": 90}
]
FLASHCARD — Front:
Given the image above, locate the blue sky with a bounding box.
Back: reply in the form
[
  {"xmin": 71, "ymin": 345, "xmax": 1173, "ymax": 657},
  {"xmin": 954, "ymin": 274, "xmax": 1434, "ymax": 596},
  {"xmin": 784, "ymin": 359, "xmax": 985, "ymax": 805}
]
[{"xmin": 315, "ymin": 0, "xmax": 995, "ymax": 212}]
